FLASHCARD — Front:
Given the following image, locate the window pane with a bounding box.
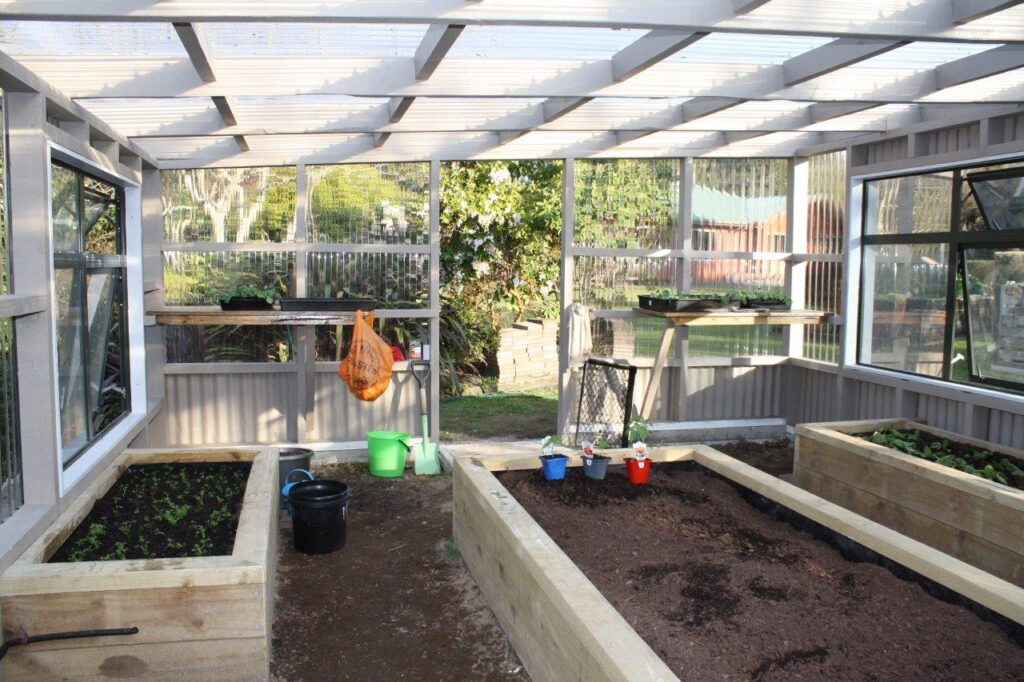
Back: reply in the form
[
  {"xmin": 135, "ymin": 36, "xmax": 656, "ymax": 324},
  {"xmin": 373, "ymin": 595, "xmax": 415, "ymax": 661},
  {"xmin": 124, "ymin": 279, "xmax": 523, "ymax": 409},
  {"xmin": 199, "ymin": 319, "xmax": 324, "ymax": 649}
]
[
  {"xmin": 51, "ymin": 164, "xmax": 80, "ymax": 252},
  {"xmin": 83, "ymin": 177, "xmax": 119, "ymax": 254},
  {"xmin": 860, "ymin": 243, "xmax": 948, "ymax": 377},
  {"xmin": 308, "ymin": 163, "xmax": 429, "ymax": 245},
  {"xmin": 574, "ymin": 256, "xmax": 676, "ymax": 310},
  {"xmin": 964, "ymin": 247, "xmax": 1024, "ymax": 388},
  {"xmin": 574, "ymin": 159, "xmax": 679, "ymax": 249},
  {"xmin": 864, "ymin": 173, "xmax": 952, "ymax": 235},
  {"xmin": 86, "ymin": 271, "xmax": 127, "ymax": 433},
  {"xmin": 0, "ymin": 316, "xmax": 22, "ymax": 520},
  {"xmin": 165, "ymin": 326, "xmax": 294, "ymax": 363},
  {"xmin": 306, "ymin": 252, "xmax": 429, "ymax": 308},
  {"xmin": 693, "ymin": 158, "xmax": 788, "ymax": 252},
  {"xmin": 966, "ymin": 171, "xmax": 1024, "ymax": 232},
  {"xmin": 163, "ymin": 251, "xmax": 294, "ymax": 305},
  {"xmin": 162, "ymin": 167, "xmax": 297, "ymax": 242},
  {"xmin": 54, "ymin": 267, "xmax": 88, "ymax": 453}
]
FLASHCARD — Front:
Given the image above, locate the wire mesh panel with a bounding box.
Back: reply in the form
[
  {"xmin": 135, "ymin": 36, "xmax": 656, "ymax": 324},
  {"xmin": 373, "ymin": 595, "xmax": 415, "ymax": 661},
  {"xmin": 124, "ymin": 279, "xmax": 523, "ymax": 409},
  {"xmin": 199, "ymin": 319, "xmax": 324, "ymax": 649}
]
[
  {"xmin": 573, "ymin": 159, "xmax": 679, "ymax": 249},
  {"xmin": 306, "ymin": 252, "xmax": 429, "ymax": 307},
  {"xmin": 162, "ymin": 251, "xmax": 295, "ymax": 305},
  {"xmin": 569, "ymin": 359, "xmax": 637, "ymax": 448}
]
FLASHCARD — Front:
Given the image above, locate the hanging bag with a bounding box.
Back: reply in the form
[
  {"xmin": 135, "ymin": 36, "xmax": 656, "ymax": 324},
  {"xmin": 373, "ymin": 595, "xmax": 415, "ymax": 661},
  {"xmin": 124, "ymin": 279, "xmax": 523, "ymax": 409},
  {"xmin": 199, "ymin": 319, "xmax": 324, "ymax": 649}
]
[{"xmin": 339, "ymin": 311, "xmax": 394, "ymax": 401}]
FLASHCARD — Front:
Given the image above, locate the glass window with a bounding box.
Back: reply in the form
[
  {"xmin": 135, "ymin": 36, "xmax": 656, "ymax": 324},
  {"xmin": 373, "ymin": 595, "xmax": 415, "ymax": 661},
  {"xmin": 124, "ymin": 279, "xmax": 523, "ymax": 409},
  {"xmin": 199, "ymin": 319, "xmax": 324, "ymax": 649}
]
[
  {"xmin": 963, "ymin": 247, "xmax": 1024, "ymax": 387},
  {"xmin": 967, "ymin": 169, "xmax": 1024, "ymax": 232},
  {"xmin": 864, "ymin": 172, "xmax": 952, "ymax": 235},
  {"xmin": 51, "ymin": 163, "xmax": 130, "ymax": 465},
  {"xmin": 574, "ymin": 159, "xmax": 679, "ymax": 249},
  {"xmin": 860, "ymin": 243, "xmax": 948, "ymax": 377}
]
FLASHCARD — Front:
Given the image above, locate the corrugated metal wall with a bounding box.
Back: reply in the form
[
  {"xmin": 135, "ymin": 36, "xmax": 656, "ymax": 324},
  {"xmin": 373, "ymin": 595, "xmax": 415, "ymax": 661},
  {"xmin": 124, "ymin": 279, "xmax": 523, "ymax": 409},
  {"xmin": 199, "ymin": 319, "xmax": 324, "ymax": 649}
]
[{"xmin": 308, "ymin": 367, "xmax": 420, "ymax": 442}]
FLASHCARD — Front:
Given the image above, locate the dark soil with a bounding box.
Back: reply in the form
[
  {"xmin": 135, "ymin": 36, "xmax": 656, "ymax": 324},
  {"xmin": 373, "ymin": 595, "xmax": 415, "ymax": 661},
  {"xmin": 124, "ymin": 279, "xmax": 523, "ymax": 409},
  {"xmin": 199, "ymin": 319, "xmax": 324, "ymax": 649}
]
[
  {"xmin": 271, "ymin": 464, "xmax": 527, "ymax": 682},
  {"xmin": 712, "ymin": 438, "xmax": 794, "ymax": 476},
  {"xmin": 50, "ymin": 462, "xmax": 251, "ymax": 562},
  {"xmin": 498, "ymin": 463, "xmax": 1024, "ymax": 681}
]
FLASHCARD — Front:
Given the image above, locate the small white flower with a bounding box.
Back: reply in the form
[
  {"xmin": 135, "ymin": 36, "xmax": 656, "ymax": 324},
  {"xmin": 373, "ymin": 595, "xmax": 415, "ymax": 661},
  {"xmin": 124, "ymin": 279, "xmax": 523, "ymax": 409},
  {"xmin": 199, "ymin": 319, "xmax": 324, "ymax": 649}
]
[{"xmin": 489, "ymin": 167, "xmax": 512, "ymax": 185}]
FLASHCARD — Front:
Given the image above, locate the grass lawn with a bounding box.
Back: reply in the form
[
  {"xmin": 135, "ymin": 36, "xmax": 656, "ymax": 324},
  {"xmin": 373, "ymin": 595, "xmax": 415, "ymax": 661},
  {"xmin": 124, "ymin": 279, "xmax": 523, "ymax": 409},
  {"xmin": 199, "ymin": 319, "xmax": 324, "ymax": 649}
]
[{"xmin": 439, "ymin": 386, "xmax": 558, "ymax": 442}]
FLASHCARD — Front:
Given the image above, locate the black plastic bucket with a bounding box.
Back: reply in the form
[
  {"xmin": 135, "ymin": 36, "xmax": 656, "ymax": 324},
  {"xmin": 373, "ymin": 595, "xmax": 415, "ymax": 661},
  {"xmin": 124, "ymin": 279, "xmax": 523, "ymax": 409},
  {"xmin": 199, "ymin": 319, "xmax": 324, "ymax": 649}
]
[{"xmin": 287, "ymin": 480, "xmax": 349, "ymax": 555}]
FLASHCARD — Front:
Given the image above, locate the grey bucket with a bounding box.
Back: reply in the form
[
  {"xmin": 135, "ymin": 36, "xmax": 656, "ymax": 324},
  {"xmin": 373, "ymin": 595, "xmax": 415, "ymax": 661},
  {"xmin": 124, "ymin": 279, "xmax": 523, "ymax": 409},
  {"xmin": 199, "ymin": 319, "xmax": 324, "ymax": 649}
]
[{"xmin": 279, "ymin": 448, "xmax": 314, "ymax": 488}]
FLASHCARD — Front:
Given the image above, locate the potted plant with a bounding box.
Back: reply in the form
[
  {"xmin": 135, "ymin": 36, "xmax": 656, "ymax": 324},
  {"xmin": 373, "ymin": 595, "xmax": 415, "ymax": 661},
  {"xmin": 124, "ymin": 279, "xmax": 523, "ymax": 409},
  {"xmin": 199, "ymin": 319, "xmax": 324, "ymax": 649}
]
[
  {"xmin": 625, "ymin": 415, "xmax": 651, "ymax": 484},
  {"xmin": 580, "ymin": 440, "xmax": 610, "ymax": 481},
  {"xmin": 539, "ymin": 436, "xmax": 569, "ymax": 481},
  {"xmin": 217, "ymin": 282, "xmax": 281, "ymax": 311},
  {"xmin": 732, "ymin": 290, "xmax": 792, "ymax": 311}
]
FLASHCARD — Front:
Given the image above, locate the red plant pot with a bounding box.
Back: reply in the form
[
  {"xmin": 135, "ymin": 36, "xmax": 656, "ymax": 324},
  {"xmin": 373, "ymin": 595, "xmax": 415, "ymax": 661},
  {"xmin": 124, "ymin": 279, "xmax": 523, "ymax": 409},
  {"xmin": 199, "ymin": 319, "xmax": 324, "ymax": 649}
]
[{"xmin": 625, "ymin": 457, "xmax": 650, "ymax": 485}]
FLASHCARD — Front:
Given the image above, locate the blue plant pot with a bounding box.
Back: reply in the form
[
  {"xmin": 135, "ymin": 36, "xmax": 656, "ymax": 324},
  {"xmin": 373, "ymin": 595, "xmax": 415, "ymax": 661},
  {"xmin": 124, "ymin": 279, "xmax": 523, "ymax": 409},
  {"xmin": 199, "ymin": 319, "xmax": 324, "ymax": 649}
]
[{"xmin": 539, "ymin": 454, "xmax": 569, "ymax": 481}]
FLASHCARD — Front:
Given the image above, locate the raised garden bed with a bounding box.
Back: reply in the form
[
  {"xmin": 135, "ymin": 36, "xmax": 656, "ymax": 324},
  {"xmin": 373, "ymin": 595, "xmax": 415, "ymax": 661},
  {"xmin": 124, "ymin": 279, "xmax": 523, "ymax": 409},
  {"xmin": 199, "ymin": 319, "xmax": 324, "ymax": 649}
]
[
  {"xmin": 0, "ymin": 447, "xmax": 278, "ymax": 681},
  {"xmin": 795, "ymin": 419, "xmax": 1024, "ymax": 586},
  {"xmin": 454, "ymin": 446, "xmax": 1024, "ymax": 682}
]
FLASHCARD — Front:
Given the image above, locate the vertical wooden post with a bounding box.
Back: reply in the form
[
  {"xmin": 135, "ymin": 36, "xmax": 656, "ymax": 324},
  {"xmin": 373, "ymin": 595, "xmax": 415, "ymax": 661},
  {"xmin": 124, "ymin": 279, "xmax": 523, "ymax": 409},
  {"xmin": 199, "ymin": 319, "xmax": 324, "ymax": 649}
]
[
  {"xmin": 674, "ymin": 158, "xmax": 695, "ymax": 421},
  {"xmin": 837, "ymin": 150, "xmax": 860, "ymax": 419},
  {"xmin": 558, "ymin": 158, "xmax": 575, "ymax": 436},
  {"xmin": 140, "ymin": 166, "xmax": 166, "ymax": 445},
  {"xmin": 294, "ymin": 163, "xmax": 312, "ymax": 443},
  {"xmin": 783, "ymin": 157, "xmax": 809, "ymax": 359},
  {"xmin": 429, "ymin": 159, "xmax": 441, "ymax": 441},
  {"xmin": 6, "ymin": 91, "xmax": 60, "ymax": 505}
]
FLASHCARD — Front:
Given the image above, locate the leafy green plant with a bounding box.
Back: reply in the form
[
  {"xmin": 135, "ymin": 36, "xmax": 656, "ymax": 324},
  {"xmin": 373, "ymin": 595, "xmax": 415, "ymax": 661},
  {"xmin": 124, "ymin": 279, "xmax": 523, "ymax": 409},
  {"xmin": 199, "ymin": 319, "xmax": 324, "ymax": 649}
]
[
  {"xmin": 216, "ymin": 281, "xmax": 281, "ymax": 305},
  {"xmin": 864, "ymin": 428, "xmax": 1024, "ymax": 489},
  {"xmin": 629, "ymin": 414, "xmax": 651, "ymax": 444},
  {"xmin": 731, "ymin": 290, "xmax": 792, "ymax": 306}
]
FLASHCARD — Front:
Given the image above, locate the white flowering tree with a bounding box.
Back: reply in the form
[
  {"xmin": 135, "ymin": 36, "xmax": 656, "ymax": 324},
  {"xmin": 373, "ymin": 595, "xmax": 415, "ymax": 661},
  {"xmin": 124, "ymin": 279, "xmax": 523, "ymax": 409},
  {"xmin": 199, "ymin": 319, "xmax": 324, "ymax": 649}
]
[{"xmin": 439, "ymin": 160, "xmax": 562, "ymax": 374}]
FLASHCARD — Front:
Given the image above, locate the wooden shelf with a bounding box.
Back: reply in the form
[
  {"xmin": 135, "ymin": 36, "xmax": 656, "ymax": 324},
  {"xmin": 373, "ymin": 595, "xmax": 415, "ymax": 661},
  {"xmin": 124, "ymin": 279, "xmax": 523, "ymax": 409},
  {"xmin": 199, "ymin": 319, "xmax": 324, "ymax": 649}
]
[
  {"xmin": 148, "ymin": 307, "xmax": 360, "ymax": 326},
  {"xmin": 632, "ymin": 307, "xmax": 829, "ymax": 327}
]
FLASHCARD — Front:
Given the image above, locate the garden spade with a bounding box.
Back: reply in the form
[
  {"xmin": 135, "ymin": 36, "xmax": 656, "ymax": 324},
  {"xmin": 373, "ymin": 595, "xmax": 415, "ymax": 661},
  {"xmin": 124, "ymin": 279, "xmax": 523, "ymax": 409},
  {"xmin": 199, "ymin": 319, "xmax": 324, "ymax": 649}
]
[{"xmin": 411, "ymin": 361, "xmax": 441, "ymax": 475}]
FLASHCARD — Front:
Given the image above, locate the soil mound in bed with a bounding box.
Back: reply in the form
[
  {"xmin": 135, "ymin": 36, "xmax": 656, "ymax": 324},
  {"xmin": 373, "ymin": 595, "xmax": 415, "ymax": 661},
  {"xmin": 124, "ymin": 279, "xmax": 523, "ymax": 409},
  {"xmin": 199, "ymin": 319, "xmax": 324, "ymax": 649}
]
[
  {"xmin": 498, "ymin": 463, "xmax": 1024, "ymax": 681},
  {"xmin": 50, "ymin": 462, "xmax": 251, "ymax": 562}
]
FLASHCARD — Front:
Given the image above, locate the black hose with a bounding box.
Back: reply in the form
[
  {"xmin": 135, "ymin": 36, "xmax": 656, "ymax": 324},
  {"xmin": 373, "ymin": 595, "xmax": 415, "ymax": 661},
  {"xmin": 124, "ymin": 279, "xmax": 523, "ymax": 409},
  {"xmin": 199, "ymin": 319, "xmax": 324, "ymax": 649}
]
[{"xmin": 0, "ymin": 627, "xmax": 139, "ymax": 660}]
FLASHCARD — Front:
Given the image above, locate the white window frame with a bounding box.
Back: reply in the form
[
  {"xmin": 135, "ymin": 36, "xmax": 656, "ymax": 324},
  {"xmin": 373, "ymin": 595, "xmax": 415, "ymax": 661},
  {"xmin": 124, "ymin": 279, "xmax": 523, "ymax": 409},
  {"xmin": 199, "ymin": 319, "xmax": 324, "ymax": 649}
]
[
  {"xmin": 842, "ymin": 150, "xmax": 1024, "ymax": 413},
  {"xmin": 46, "ymin": 143, "xmax": 147, "ymax": 496}
]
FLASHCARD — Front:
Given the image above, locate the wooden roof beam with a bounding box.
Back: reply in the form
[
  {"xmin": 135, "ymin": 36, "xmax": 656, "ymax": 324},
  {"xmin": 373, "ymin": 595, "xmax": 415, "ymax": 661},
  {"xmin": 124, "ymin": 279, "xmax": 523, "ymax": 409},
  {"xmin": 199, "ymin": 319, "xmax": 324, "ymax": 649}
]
[
  {"xmin": 414, "ymin": 23, "xmax": 465, "ymax": 80},
  {"xmin": 952, "ymin": 0, "xmax": 1020, "ymax": 24},
  {"xmin": 935, "ymin": 44, "xmax": 1024, "ymax": 89},
  {"xmin": 211, "ymin": 95, "xmax": 237, "ymax": 127},
  {"xmin": 173, "ymin": 22, "xmax": 216, "ymax": 83},
  {"xmin": 388, "ymin": 96, "xmax": 415, "ymax": 123},
  {"xmin": 782, "ymin": 38, "xmax": 907, "ymax": 87},
  {"xmin": 611, "ymin": 29, "xmax": 707, "ymax": 82}
]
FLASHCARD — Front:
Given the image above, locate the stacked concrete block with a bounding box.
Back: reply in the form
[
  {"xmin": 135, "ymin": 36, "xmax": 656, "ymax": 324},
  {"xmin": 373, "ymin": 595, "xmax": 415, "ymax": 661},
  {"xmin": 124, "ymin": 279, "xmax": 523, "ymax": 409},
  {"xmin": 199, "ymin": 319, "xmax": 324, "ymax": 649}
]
[{"xmin": 496, "ymin": 319, "xmax": 559, "ymax": 391}]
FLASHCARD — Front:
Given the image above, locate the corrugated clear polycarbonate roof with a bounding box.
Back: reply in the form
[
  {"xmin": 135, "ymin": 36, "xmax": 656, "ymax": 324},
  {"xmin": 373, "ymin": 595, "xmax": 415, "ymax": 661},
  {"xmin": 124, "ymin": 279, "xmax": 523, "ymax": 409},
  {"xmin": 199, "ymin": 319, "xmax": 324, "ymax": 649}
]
[
  {"xmin": 1, "ymin": 3, "xmax": 1021, "ymax": 165},
  {"xmin": 447, "ymin": 26, "xmax": 647, "ymax": 60}
]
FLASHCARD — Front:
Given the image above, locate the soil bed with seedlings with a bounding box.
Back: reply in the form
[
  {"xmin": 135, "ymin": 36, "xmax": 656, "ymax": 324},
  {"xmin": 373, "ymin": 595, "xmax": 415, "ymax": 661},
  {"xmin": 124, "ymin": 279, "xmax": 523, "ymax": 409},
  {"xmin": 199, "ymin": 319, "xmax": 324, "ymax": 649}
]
[
  {"xmin": 49, "ymin": 462, "xmax": 251, "ymax": 561},
  {"xmin": 498, "ymin": 462, "xmax": 1024, "ymax": 681}
]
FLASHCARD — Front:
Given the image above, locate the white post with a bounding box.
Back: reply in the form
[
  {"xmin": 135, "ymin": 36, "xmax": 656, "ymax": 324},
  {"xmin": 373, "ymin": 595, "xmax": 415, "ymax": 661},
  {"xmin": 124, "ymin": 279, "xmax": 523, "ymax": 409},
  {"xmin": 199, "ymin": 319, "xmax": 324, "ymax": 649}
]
[
  {"xmin": 558, "ymin": 158, "xmax": 575, "ymax": 436},
  {"xmin": 294, "ymin": 163, "xmax": 312, "ymax": 443},
  {"xmin": 6, "ymin": 91, "xmax": 60, "ymax": 506},
  {"xmin": 429, "ymin": 159, "xmax": 441, "ymax": 441},
  {"xmin": 674, "ymin": 158, "xmax": 695, "ymax": 421},
  {"xmin": 783, "ymin": 157, "xmax": 809, "ymax": 358}
]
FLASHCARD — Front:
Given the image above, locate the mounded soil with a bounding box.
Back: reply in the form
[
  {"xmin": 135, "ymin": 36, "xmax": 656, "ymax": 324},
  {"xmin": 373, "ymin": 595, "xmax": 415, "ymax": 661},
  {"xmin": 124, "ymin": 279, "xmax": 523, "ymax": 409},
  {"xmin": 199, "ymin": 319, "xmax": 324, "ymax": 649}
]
[
  {"xmin": 498, "ymin": 462, "xmax": 1024, "ymax": 681},
  {"xmin": 271, "ymin": 464, "xmax": 528, "ymax": 681}
]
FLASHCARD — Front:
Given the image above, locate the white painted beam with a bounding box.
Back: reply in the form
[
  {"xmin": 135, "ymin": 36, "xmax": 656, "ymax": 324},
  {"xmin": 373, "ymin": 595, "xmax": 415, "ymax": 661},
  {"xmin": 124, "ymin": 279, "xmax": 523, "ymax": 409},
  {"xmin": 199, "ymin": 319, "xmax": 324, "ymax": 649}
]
[
  {"xmin": 952, "ymin": 0, "xmax": 1020, "ymax": 24},
  {"xmin": 541, "ymin": 97, "xmax": 593, "ymax": 123},
  {"xmin": 414, "ymin": 23, "xmax": 464, "ymax": 81},
  {"xmin": 388, "ymin": 96, "xmax": 415, "ymax": 123},
  {"xmin": 731, "ymin": 0, "xmax": 773, "ymax": 14},
  {"xmin": 611, "ymin": 29, "xmax": 707, "ymax": 82},
  {"xmin": 211, "ymin": 96, "xmax": 237, "ymax": 127},
  {"xmin": 679, "ymin": 97, "xmax": 744, "ymax": 123},
  {"xmin": 4, "ymin": 1, "xmax": 1024, "ymax": 42},
  {"xmin": 782, "ymin": 38, "xmax": 906, "ymax": 87},
  {"xmin": 173, "ymin": 22, "xmax": 216, "ymax": 83},
  {"xmin": 373, "ymin": 132, "xmax": 390, "ymax": 148},
  {"xmin": 233, "ymin": 134, "xmax": 249, "ymax": 152},
  {"xmin": 935, "ymin": 44, "xmax": 1024, "ymax": 89}
]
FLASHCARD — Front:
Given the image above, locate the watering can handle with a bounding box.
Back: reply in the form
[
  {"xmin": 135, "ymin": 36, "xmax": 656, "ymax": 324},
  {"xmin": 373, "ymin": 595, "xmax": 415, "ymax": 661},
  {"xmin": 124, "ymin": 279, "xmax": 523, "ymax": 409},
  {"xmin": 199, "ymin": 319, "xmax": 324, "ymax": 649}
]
[{"xmin": 284, "ymin": 468, "xmax": 314, "ymax": 485}]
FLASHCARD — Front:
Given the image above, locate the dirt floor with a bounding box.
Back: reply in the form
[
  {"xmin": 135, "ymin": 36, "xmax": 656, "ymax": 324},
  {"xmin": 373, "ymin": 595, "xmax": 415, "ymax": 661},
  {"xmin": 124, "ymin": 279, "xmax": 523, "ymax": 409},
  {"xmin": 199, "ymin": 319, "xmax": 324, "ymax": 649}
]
[
  {"xmin": 498, "ymin": 462, "xmax": 1024, "ymax": 681},
  {"xmin": 712, "ymin": 438, "xmax": 794, "ymax": 477},
  {"xmin": 271, "ymin": 464, "xmax": 528, "ymax": 682}
]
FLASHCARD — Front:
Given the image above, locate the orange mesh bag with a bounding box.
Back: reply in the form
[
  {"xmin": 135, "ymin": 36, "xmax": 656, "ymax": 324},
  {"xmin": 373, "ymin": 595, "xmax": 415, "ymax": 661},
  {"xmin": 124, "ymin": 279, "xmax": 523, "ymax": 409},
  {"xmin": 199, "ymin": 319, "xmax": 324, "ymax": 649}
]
[{"xmin": 339, "ymin": 311, "xmax": 394, "ymax": 401}]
